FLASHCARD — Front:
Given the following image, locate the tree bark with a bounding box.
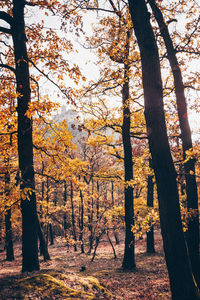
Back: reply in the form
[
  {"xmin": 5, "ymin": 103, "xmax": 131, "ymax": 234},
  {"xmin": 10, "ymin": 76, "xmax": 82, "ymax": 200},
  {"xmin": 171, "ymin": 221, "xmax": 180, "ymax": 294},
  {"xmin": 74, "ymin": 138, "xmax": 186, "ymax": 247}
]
[
  {"xmin": 5, "ymin": 209, "xmax": 14, "ymax": 261},
  {"xmin": 12, "ymin": 0, "xmax": 39, "ymax": 272},
  {"xmin": 5, "ymin": 170, "xmax": 14, "ymax": 261},
  {"xmin": 79, "ymin": 183, "xmax": 85, "ymax": 254},
  {"xmin": 148, "ymin": 0, "xmax": 200, "ymax": 285},
  {"xmin": 146, "ymin": 172, "xmax": 155, "ymax": 254},
  {"xmin": 121, "ymin": 31, "xmax": 136, "ymax": 270},
  {"xmin": 49, "ymin": 223, "xmax": 54, "ymax": 245},
  {"xmin": 70, "ymin": 181, "xmax": 77, "ymax": 251},
  {"xmin": 37, "ymin": 218, "xmax": 50, "ymax": 261},
  {"xmin": 128, "ymin": 0, "xmax": 200, "ymax": 298},
  {"xmin": 63, "ymin": 181, "xmax": 67, "ymax": 236}
]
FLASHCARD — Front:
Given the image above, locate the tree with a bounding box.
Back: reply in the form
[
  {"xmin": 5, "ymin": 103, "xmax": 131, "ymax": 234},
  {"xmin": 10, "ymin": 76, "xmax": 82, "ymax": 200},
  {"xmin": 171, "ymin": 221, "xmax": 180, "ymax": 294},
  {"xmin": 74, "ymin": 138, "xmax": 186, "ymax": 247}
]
[
  {"xmin": 146, "ymin": 160, "xmax": 155, "ymax": 254},
  {"xmin": 0, "ymin": 0, "xmax": 39, "ymax": 271},
  {"xmin": 12, "ymin": 0, "xmax": 39, "ymax": 272},
  {"xmin": 148, "ymin": 0, "xmax": 200, "ymax": 284},
  {"xmin": 128, "ymin": 0, "xmax": 200, "ymax": 298},
  {"xmin": 0, "ymin": 0, "xmax": 83, "ymax": 271},
  {"xmin": 5, "ymin": 170, "xmax": 14, "ymax": 261}
]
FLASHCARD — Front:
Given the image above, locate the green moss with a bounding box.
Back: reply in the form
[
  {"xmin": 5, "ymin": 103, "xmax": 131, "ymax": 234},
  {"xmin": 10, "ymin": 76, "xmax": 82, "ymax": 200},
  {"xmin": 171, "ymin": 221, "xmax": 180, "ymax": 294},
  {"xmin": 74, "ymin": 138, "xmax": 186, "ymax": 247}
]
[
  {"xmin": 79, "ymin": 276, "xmax": 111, "ymax": 299},
  {"xmin": 14, "ymin": 273, "xmax": 95, "ymax": 299},
  {"xmin": 12, "ymin": 272, "xmax": 111, "ymax": 299}
]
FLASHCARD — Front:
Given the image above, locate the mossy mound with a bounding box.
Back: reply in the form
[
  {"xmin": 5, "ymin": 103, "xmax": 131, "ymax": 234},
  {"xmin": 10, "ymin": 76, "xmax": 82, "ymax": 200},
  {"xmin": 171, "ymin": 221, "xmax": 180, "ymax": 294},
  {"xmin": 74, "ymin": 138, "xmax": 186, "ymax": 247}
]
[{"xmin": 13, "ymin": 272, "xmax": 111, "ymax": 299}]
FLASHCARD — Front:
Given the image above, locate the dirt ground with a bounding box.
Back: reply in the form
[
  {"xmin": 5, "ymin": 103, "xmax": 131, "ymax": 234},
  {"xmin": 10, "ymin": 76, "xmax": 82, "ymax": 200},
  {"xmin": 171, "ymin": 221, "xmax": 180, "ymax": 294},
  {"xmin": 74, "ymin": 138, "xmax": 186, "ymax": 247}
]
[{"xmin": 0, "ymin": 230, "xmax": 171, "ymax": 299}]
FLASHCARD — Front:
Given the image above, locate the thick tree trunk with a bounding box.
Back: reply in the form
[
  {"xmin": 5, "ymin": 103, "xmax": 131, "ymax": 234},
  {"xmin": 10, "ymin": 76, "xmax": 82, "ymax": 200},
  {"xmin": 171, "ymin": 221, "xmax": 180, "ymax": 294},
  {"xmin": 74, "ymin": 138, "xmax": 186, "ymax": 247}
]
[
  {"xmin": 148, "ymin": 0, "xmax": 200, "ymax": 285},
  {"xmin": 146, "ymin": 170, "xmax": 155, "ymax": 254},
  {"xmin": 121, "ymin": 41, "xmax": 135, "ymax": 270},
  {"xmin": 12, "ymin": 0, "xmax": 39, "ymax": 272},
  {"xmin": 128, "ymin": 0, "xmax": 200, "ymax": 298},
  {"xmin": 0, "ymin": 217, "xmax": 3, "ymax": 245}
]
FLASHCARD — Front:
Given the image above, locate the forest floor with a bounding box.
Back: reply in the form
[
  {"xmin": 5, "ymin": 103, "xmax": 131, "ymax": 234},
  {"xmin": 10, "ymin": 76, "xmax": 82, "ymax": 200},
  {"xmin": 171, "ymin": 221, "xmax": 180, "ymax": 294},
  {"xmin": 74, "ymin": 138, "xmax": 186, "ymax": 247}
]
[{"xmin": 0, "ymin": 230, "xmax": 171, "ymax": 299}]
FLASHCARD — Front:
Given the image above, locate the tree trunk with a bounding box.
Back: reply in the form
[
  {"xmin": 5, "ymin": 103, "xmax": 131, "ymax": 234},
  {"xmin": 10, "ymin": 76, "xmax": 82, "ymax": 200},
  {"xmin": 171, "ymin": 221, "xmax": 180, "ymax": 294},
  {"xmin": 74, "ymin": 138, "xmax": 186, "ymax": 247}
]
[
  {"xmin": 107, "ymin": 232, "xmax": 117, "ymax": 259},
  {"xmin": 146, "ymin": 169, "xmax": 155, "ymax": 254},
  {"xmin": 79, "ymin": 182, "xmax": 85, "ymax": 254},
  {"xmin": 96, "ymin": 181, "xmax": 99, "ymax": 220},
  {"xmin": 49, "ymin": 223, "xmax": 54, "ymax": 245},
  {"xmin": 70, "ymin": 181, "xmax": 77, "ymax": 251},
  {"xmin": 37, "ymin": 218, "xmax": 50, "ymax": 261},
  {"xmin": 5, "ymin": 209, "xmax": 14, "ymax": 261},
  {"xmin": 121, "ymin": 31, "xmax": 136, "ymax": 270},
  {"xmin": 111, "ymin": 181, "xmax": 120, "ymax": 245},
  {"xmin": 88, "ymin": 179, "xmax": 94, "ymax": 254},
  {"xmin": 12, "ymin": 0, "xmax": 39, "ymax": 272},
  {"xmin": 5, "ymin": 170, "xmax": 14, "ymax": 261},
  {"xmin": 0, "ymin": 216, "xmax": 2, "ymax": 245},
  {"xmin": 128, "ymin": 0, "xmax": 200, "ymax": 298},
  {"xmin": 63, "ymin": 181, "xmax": 67, "ymax": 236},
  {"xmin": 148, "ymin": 0, "xmax": 200, "ymax": 285},
  {"xmin": 46, "ymin": 177, "xmax": 49, "ymax": 244}
]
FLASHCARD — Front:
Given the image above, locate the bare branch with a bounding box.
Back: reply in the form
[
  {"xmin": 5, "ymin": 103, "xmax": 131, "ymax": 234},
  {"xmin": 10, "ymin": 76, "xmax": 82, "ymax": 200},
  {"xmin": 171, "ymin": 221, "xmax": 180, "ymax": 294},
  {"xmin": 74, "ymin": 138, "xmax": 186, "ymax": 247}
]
[
  {"xmin": 28, "ymin": 58, "xmax": 71, "ymax": 99},
  {"xmin": 0, "ymin": 63, "xmax": 16, "ymax": 74},
  {"xmin": 0, "ymin": 11, "xmax": 13, "ymax": 25},
  {"xmin": 0, "ymin": 131, "xmax": 17, "ymax": 136},
  {"xmin": 0, "ymin": 26, "xmax": 11, "ymax": 34}
]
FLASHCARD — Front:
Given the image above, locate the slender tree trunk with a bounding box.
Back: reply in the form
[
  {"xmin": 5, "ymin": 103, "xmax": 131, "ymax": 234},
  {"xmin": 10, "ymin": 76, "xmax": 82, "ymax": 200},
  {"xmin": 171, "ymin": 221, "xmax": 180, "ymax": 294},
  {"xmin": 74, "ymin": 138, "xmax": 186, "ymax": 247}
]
[
  {"xmin": 121, "ymin": 31, "xmax": 136, "ymax": 270},
  {"xmin": 5, "ymin": 170, "xmax": 14, "ymax": 261},
  {"xmin": 46, "ymin": 177, "xmax": 49, "ymax": 244},
  {"xmin": 148, "ymin": 0, "xmax": 200, "ymax": 285},
  {"xmin": 37, "ymin": 218, "xmax": 50, "ymax": 261},
  {"xmin": 70, "ymin": 181, "xmax": 77, "ymax": 251},
  {"xmin": 111, "ymin": 181, "xmax": 120, "ymax": 245},
  {"xmin": 79, "ymin": 179, "xmax": 84, "ymax": 254},
  {"xmin": 12, "ymin": 0, "xmax": 39, "ymax": 272},
  {"xmin": 96, "ymin": 181, "xmax": 99, "ymax": 220},
  {"xmin": 128, "ymin": 0, "xmax": 200, "ymax": 298},
  {"xmin": 88, "ymin": 179, "xmax": 94, "ymax": 254},
  {"xmin": 40, "ymin": 162, "xmax": 45, "ymax": 226},
  {"xmin": 49, "ymin": 223, "xmax": 54, "ymax": 245},
  {"xmin": 111, "ymin": 181, "xmax": 114, "ymax": 206},
  {"xmin": 91, "ymin": 229, "xmax": 105, "ymax": 262},
  {"xmin": 107, "ymin": 232, "xmax": 117, "ymax": 259},
  {"xmin": 146, "ymin": 170, "xmax": 155, "ymax": 254},
  {"xmin": 5, "ymin": 209, "xmax": 14, "ymax": 261},
  {"xmin": 63, "ymin": 181, "xmax": 67, "ymax": 236}
]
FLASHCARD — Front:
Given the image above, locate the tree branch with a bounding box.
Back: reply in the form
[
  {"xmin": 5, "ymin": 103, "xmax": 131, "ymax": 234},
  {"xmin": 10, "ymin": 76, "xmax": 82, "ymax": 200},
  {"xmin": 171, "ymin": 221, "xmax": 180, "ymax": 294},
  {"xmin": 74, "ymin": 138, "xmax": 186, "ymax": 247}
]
[
  {"xmin": 0, "ymin": 26, "xmax": 11, "ymax": 34},
  {"xmin": 0, "ymin": 63, "xmax": 16, "ymax": 74},
  {"xmin": 0, "ymin": 11, "xmax": 13, "ymax": 25}
]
